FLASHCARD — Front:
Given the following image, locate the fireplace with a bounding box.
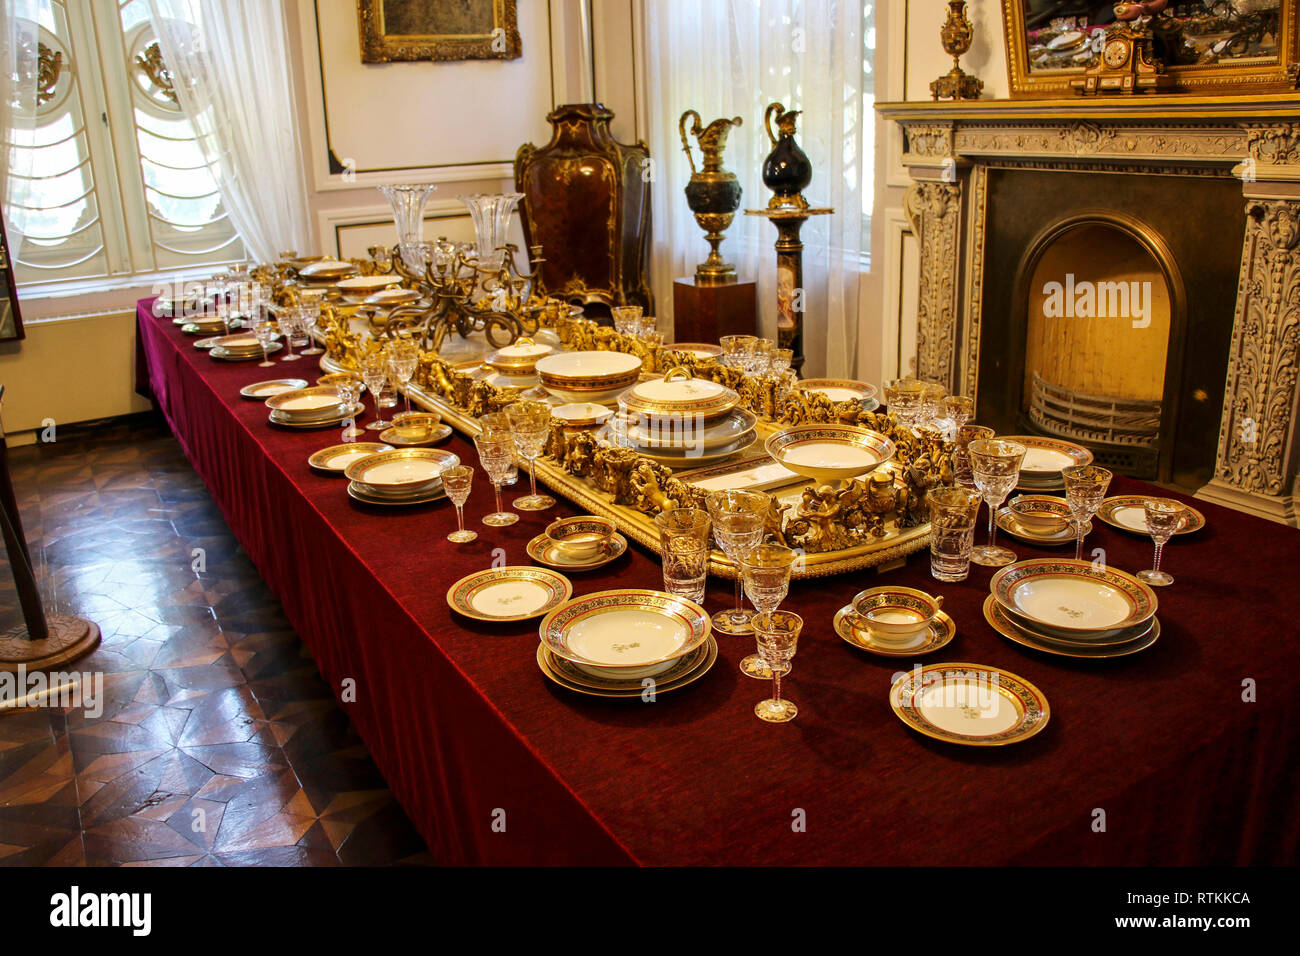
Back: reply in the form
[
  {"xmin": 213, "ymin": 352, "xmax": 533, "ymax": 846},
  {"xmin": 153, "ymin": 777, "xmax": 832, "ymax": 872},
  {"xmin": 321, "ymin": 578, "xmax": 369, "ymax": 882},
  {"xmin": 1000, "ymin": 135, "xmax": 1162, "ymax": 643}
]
[{"xmin": 877, "ymin": 99, "xmax": 1300, "ymax": 526}]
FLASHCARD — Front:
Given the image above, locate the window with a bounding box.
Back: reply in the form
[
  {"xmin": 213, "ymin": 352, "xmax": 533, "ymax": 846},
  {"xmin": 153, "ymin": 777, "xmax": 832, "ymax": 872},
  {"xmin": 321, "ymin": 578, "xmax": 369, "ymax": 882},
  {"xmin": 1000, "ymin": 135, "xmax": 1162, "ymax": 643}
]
[
  {"xmin": 863, "ymin": 2, "xmax": 876, "ymax": 225},
  {"xmin": 4, "ymin": 0, "xmax": 242, "ymax": 288}
]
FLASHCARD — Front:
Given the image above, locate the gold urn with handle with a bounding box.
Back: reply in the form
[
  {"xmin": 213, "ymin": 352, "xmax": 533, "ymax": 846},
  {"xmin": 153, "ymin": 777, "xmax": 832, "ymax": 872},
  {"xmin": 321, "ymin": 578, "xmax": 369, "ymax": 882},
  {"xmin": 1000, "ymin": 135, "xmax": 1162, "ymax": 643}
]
[{"xmin": 679, "ymin": 110, "xmax": 744, "ymax": 285}]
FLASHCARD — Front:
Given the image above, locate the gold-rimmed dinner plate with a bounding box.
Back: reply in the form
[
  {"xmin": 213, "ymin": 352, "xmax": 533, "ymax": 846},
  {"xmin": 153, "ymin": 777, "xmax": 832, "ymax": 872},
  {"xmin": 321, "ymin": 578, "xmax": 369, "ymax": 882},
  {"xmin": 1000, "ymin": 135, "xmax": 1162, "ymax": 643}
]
[
  {"xmin": 833, "ymin": 605, "xmax": 955, "ymax": 657},
  {"xmin": 241, "ymin": 378, "xmax": 308, "ymax": 400},
  {"xmin": 346, "ymin": 480, "xmax": 445, "ymax": 507},
  {"xmin": 990, "ymin": 558, "xmax": 1158, "ymax": 638},
  {"xmin": 343, "ymin": 447, "xmax": 459, "ymax": 489},
  {"xmin": 265, "ymin": 385, "xmax": 345, "ymax": 417},
  {"xmin": 995, "ymin": 508, "xmax": 1091, "ymax": 546},
  {"xmin": 181, "ymin": 319, "xmax": 235, "ymax": 336},
  {"xmin": 627, "ymin": 432, "xmax": 759, "ymax": 470},
  {"xmin": 997, "ymin": 435, "xmax": 1094, "ymax": 477},
  {"xmin": 446, "ymin": 567, "xmax": 573, "ymax": 623},
  {"xmin": 268, "ymin": 403, "xmax": 363, "ymax": 429},
  {"xmin": 378, "ymin": 424, "xmax": 453, "ymax": 447},
  {"xmin": 212, "ymin": 342, "xmax": 282, "ymax": 361},
  {"xmin": 525, "ymin": 532, "xmax": 628, "ymax": 571},
  {"xmin": 298, "ymin": 259, "xmax": 359, "ymax": 280},
  {"xmin": 335, "ymin": 275, "xmax": 401, "ymax": 294},
  {"xmin": 538, "ymin": 589, "xmax": 712, "ymax": 670},
  {"xmin": 983, "ymin": 595, "xmax": 1160, "ymax": 659},
  {"xmin": 551, "ymin": 403, "xmax": 614, "ymax": 428},
  {"xmin": 794, "ymin": 378, "xmax": 880, "ymax": 405},
  {"xmin": 889, "ymin": 662, "xmax": 1050, "ymax": 747},
  {"xmin": 535, "ymin": 637, "xmax": 717, "ymax": 698},
  {"xmin": 1096, "ymin": 495, "xmax": 1206, "ymax": 536},
  {"xmin": 544, "ymin": 639, "xmax": 710, "ymax": 691},
  {"xmin": 608, "ymin": 407, "xmax": 758, "ymax": 452},
  {"xmin": 308, "ymin": 442, "xmax": 393, "ymax": 474}
]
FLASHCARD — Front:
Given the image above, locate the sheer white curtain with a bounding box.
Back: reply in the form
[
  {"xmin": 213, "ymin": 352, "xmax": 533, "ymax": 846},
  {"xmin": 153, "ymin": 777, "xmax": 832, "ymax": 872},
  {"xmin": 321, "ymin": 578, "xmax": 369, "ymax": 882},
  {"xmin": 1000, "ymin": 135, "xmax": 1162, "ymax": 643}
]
[
  {"xmin": 644, "ymin": 0, "xmax": 868, "ymax": 378},
  {"xmin": 0, "ymin": 1, "xmax": 40, "ymax": 256},
  {"xmin": 147, "ymin": 0, "xmax": 311, "ymax": 261}
]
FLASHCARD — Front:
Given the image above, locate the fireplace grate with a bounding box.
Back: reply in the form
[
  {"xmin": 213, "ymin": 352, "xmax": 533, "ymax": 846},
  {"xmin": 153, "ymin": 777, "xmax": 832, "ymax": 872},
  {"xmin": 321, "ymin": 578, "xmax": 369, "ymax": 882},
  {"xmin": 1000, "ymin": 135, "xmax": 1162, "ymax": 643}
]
[{"xmin": 1028, "ymin": 373, "xmax": 1161, "ymax": 449}]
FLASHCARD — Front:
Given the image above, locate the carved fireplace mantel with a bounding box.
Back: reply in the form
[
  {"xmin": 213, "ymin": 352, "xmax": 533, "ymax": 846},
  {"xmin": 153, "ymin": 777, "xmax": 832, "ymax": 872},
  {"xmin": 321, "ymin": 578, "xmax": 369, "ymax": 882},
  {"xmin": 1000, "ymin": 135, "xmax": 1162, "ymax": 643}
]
[{"xmin": 876, "ymin": 95, "xmax": 1300, "ymax": 526}]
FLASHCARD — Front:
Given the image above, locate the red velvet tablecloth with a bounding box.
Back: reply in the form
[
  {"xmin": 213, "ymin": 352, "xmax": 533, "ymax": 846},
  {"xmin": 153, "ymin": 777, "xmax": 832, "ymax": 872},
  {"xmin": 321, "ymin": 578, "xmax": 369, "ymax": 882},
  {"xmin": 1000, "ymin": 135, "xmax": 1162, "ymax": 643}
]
[{"xmin": 135, "ymin": 299, "xmax": 1300, "ymax": 866}]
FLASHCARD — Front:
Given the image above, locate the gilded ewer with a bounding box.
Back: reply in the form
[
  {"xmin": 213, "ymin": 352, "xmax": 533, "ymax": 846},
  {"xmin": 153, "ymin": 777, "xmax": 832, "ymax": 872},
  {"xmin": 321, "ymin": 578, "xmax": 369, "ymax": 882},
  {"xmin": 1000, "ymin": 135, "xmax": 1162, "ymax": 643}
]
[{"xmin": 679, "ymin": 110, "xmax": 744, "ymax": 284}]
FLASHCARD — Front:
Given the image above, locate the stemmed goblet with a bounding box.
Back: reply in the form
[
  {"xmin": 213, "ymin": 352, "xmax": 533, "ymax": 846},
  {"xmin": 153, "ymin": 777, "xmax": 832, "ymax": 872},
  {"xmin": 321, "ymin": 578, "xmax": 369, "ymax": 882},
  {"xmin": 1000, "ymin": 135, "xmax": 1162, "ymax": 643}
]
[
  {"xmin": 442, "ymin": 465, "xmax": 477, "ymax": 543},
  {"xmin": 953, "ymin": 424, "xmax": 994, "ymax": 487},
  {"xmin": 299, "ymin": 292, "xmax": 324, "ymax": 355},
  {"xmin": 360, "ymin": 354, "xmax": 394, "ymax": 431},
  {"xmin": 387, "ymin": 339, "xmax": 419, "ymax": 415},
  {"xmin": 1061, "ymin": 464, "xmax": 1113, "ymax": 562},
  {"xmin": 474, "ymin": 416, "xmax": 519, "ymax": 527},
  {"xmin": 704, "ymin": 489, "xmax": 770, "ymax": 636},
  {"xmin": 942, "ymin": 395, "xmax": 974, "ymax": 442},
  {"xmin": 252, "ymin": 313, "xmax": 278, "ymax": 368},
  {"xmin": 1137, "ymin": 497, "xmax": 1185, "ymax": 587},
  {"xmin": 753, "ymin": 610, "xmax": 802, "ymax": 723},
  {"xmin": 738, "ymin": 543, "xmax": 796, "ymax": 679},
  {"xmin": 611, "ymin": 305, "xmax": 643, "ymax": 336},
  {"xmin": 504, "ymin": 401, "xmax": 556, "ymax": 511},
  {"xmin": 335, "ymin": 376, "xmax": 362, "ymax": 441},
  {"xmin": 279, "ymin": 308, "xmax": 302, "ymax": 362},
  {"xmin": 967, "ymin": 438, "xmax": 1027, "ymax": 567}
]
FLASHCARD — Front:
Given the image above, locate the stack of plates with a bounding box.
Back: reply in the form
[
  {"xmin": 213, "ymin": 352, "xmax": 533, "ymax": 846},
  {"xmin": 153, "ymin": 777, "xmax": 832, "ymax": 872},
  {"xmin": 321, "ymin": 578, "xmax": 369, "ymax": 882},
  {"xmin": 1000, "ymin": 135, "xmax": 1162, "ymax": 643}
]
[
  {"xmin": 297, "ymin": 259, "xmax": 359, "ymax": 285},
  {"xmin": 536, "ymin": 589, "xmax": 717, "ymax": 697},
  {"xmin": 336, "ymin": 275, "xmax": 401, "ymax": 301},
  {"xmin": 342, "ymin": 447, "xmax": 459, "ymax": 505},
  {"xmin": 265, "ymin": 385, "xmax": 359, "ymax": 428},
  {"xmin": 1001, "ymin": 436, "xmax": 1093, "ymax": 490},
  {"xmin": 535, "ymin": 351, "xmax": 644, "ymax": 404},
  {"xmin": 181, "ymin": 315, "xmax": 239, "ymax": 336},
  {"xmin": 241, "ymin": 378, "xmax": 307, "ymax": 401},
  {"xmin": 984, "ymin": 558, "xmax": 1160, "ymax": 658},
  {"xmin": 606, "ymin": 369, "xmax": 754, "ymax": 468},
  {"xmin": 210, "ymin": 332, "xmax": 280, "ymax": 361},
  {"xmin": 794, "ymin": 378, "xmax": 880, "ymax": 411}
]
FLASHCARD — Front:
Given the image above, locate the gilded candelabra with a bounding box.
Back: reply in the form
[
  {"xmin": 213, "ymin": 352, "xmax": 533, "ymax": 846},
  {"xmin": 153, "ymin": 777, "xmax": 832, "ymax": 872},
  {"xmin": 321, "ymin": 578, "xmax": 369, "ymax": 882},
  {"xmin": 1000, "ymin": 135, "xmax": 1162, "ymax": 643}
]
[{"xmin": 365, "ymin": 238, "xmax": 549, "ymax": 352}]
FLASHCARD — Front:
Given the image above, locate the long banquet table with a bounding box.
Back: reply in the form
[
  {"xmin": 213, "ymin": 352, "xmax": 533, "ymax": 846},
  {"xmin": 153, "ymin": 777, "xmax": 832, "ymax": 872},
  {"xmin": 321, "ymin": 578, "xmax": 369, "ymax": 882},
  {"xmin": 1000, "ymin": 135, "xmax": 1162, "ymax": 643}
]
[{"xmin": 135, "ymin": 299, "xmax": 1300, "ymax": 866}]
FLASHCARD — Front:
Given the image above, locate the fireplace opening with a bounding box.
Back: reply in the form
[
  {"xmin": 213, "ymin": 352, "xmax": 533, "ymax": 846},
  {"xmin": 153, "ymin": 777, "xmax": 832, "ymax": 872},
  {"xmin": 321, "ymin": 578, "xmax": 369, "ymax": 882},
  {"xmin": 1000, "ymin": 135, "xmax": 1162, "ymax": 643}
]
[{"xmin": 1020, "ymin": 219, "xmax": 1177, "ymax": 479}]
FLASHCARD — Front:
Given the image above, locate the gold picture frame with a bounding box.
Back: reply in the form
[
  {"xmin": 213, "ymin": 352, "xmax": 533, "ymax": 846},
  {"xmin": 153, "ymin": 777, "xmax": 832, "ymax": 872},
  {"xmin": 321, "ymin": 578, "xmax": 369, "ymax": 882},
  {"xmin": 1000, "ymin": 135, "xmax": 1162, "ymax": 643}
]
[
  {"xmin": 358, "ymin": 0, "xmax": 521, "ymax": 63},
  {"xmin": 1001, "ymin": 0, "xmax": 1300, "ymax": 97}
]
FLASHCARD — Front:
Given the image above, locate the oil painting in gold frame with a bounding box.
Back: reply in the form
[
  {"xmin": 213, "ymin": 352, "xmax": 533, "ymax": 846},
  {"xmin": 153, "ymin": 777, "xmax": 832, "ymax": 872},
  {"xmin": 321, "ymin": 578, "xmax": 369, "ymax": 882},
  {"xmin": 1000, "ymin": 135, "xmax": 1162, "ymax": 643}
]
[
  {"xmin": 358, "ymin": 0, "xmax": 521, "ymax": 63},
  {"xmin": 1001, "ymin": 0, "xmax": 1299, "ymax": 97}
]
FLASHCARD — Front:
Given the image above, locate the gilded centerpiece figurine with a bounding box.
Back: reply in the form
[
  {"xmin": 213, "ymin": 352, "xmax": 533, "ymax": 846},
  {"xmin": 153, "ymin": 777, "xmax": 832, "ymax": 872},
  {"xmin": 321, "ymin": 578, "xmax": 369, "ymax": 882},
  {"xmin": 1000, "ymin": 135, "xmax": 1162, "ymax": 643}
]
[
  {"xmin": 930, "ymin": 1, "xmax": 984, "ymax": 101},
  {"xmin": 679, "ymin": 110, "xmax": 744, "ymax": 284}
]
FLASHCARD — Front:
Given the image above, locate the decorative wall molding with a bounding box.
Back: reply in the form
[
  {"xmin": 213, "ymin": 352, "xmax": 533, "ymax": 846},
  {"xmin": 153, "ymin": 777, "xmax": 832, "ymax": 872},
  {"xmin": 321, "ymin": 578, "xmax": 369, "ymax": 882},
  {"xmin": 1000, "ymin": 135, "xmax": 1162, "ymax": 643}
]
[{"xmin": 903, "ymin": 181, "xmax": 962, "ymax": 391}]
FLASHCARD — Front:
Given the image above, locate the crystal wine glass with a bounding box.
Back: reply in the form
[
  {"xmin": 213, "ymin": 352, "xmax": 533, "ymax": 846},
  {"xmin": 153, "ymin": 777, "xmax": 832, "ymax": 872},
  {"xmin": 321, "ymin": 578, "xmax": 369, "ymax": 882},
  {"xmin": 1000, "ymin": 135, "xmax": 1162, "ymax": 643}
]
[
  {"xmin": 1137, "ymin": 497, "xmax": 1185, "ymax": 586},
  {"xmin": 442, "ymin": 465, "xmax": 477, "ymax": 543},
  {"xmin": 361, "ymin": 354, "xmax": 394, "ymax": 431},
  {"xmin": 279, "ymin": 308, "xmax": 302, "ymax": 362},
  {"xmin": 504, "ymin": 400, "xmax": 556, "ymax": 511},
  {"xmin": 473, "ymin": 431, "xmax": 519, "ymax": 527},
  {"xmin": 953, "ymin": 424, "xmax": 994, "ymax": 487},
  {"xmin": 967, "ymin": 438, "xmax": 1027, "ymax": 567},
  {"xmin": 942, "ymin": 395, "xmax": 974, "ymax": 442},
  {"xmin": 753, "ymin": 610, "xmax": 802, "ymax": 723},
  {"xmin": 387, "ymin": 340, "xmax": 419, "ymax": 415},
  {"xmin": 252, "ymin": 314, "xmax": 278, "ymax": 368},
  {"xmin": 738, "ymin": 543, "xmax": 796, "ymax": 680},
  {"xmin": 611, "ymin": 305, "xmax": 643, "ymax": 336},
  {"xmin": 1062, "ymin": 464, "xmax": 1113, "ymax": 562},
  {"xmin": 704, "ymin": 489, "xmax": 770, "ymax": 636},
  {"xmin": 885, "ymin": 379, "xmax": 925, "ymax": 432},
  {"xmin": 299, "ymin": 293, "xmax": 324, "ymax": 355},
  {"xmin": 335, "ymin": 377, "xmax": 362, "ymax": 441}
]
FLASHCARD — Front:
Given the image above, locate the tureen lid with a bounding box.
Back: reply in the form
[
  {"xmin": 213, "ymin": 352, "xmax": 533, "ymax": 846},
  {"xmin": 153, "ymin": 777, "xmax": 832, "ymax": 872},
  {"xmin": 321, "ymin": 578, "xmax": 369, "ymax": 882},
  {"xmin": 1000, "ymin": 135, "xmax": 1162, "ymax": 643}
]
[
  {"xmin": 619, "ymin": 367, "xmax": 739, "ymax": 420},
  {"xmin": 485, "ymin": 337, "xmax": 555, "ymax": 373}
]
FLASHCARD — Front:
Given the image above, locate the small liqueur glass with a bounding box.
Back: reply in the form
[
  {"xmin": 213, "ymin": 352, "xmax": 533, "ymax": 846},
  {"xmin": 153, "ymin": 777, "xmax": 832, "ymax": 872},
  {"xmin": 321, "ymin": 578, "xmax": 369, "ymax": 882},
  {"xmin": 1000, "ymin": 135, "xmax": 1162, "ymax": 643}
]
[
  {"xmin": 967, "ymin": 438, "xmax": 1028, "ymax": 567},
  {"xmin": 1062, "ymin": 464, "xmax": 1113, "ymax": 562},
  {"xmin": 928, "ymin": 485, "xmax": 983, "ymax": 582},
  {"xmin": 1137, "ymin": 497, "xmax": 1185, "ymax": 587},
  {"xmin": 361, "ymin": 354, "xmax": 394, "ymax": 431},
  {"xmin": 504, "ymin": 400, "xmax": 556, "ymax": 511},
  {"xmin": 738, "ymin": 543, "xmax": 796, "ymax": 679},
  {"xmin": 704, "ymin": 489, "xmax": 770, "ymax": 636},
  {"xmin": 654, "ymin": 508, "xmax": 712, "ymax": 603},
  {"xmin": 442, "ymin": 465, "xmax": 477, "ymax": 543},
  {"xmin": 753, "ymin": 610, "xmax": 802, "ymax": 723},
  {"xmin": 473, "ymin": 430, "xmax": 519, "ymax": 527}
]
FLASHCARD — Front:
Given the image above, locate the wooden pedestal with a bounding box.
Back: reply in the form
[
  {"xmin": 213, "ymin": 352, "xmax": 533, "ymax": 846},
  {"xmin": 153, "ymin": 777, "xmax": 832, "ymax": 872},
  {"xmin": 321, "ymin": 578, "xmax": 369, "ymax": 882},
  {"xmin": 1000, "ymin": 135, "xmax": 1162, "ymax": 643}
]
[{"xmin": 672, "ymin": 277, "xmax": 756, "ymax": 344}]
